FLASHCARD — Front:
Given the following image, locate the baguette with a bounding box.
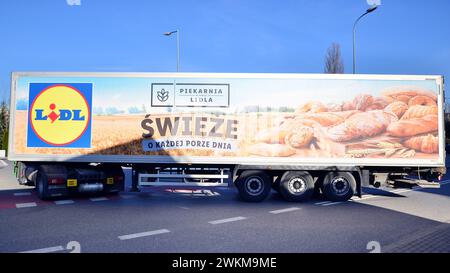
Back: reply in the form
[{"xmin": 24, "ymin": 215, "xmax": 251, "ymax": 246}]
[{"xmin": 387, "ymin": 115, "xmax": 438, "ymax": 137}]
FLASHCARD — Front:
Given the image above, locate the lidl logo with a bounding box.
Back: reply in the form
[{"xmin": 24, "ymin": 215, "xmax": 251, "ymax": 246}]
[{"xmin": 27, "ymin": 83, "xmax": 92, "ymax": 148}]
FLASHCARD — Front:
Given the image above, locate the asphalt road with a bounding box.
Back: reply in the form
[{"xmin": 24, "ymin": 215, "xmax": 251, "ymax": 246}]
[{"xmin": 0, "ymin": 162, "xmax": 450, "ymax": 253}]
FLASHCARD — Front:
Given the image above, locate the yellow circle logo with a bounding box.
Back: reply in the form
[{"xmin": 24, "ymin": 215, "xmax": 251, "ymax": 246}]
[{"xmin": 30, "ymin": 84, "xmax": 90, "ymax": 146}]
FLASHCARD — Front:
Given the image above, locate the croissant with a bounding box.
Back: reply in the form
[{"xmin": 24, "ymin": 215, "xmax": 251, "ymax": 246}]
[
  {"xmin": 384, "ymin": 101, "xmax": 408, "ymax": 119},
  {"xmin": 326, "ymin": 110, "xmax": 398, "ymax": 142},
  {"xmin": 403, "ymin": 134, "xmax": 438, "ymax": 153},
  {"xmin": 401, "ymin": 105, "xmax": 437, "ymax": 120},
  {"xmin": 387, "ymin": 114, "xmax": 438, "ymax": 137}
]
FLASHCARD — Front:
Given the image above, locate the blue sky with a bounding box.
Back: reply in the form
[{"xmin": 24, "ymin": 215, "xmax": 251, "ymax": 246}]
[{"xmin": 1, "ymin": 0, "xmax": 449, "ymax": 101}]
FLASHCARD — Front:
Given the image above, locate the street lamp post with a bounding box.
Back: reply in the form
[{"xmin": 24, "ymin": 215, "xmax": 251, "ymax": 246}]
[
  {"xmin": 164, "ymin": 29, "xmax": 180, "ymax": 72},
  {"xmin": 352, "ymin": 5, "xmax": 378, "ymax": 74}
]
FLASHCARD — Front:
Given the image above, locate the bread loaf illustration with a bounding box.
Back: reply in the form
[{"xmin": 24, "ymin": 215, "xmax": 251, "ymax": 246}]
[
  {"xmin": 296, "ymin": 101, "xmax": 328, "ymax": 113},
  {"xmin": 352, "ymin": 94, "xmax": 373, "ymax": 111},
  {"xmin": 284, "ymin": 126, "xmax": 314, "ymax": 148},
  {"xmin": 255, "ymin": 127, "xmax": 289, "ymax": 144},
  {"xmin": 302, "ymin": 112, "xmax": 344, "ymax": 126},
  {"xmin": 403, "ymin": 134, "xmax": 438, "ymax": 154},
  {"xmin": 248, "ymin": 143, "xmax": 297, "ymax": 157},
  {"xmin": 408, "ymin": 95, "xmax": 437, "ymax": 107},
  {"xmin": 400, "ymin": 105, "xmax": 437, "ymax": 120},
  {"xmin": 382, "ymin": 87, "xmax": 437, "ymax": 103},
  {"xmin": 366, "ymin": 97, "xmax": 388, "ymax": 111},
  {"xmin": 387, "ymin": 114, "xmax": 438, "ymax": 137},
  {"xmin": 384, "ymin": 101, "xmax": 408, "ymax": 119},
  {"xmin": 326, "ymin": 110, "xmax": 398, "ymax": 142}
]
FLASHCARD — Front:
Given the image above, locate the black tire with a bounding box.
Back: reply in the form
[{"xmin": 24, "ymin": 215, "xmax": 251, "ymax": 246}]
[
  {"xmin": 272, "ymin": 176, "xmax": 281, "ymax": 193},
  {"xmin": 322, "ymin": 172, "xmax": 356, "ymax": 202},
  {"xmin": 236, "ymin": 170, "xmax": 271, "ymax": 202},
  {"xmin": 36, "ymin": 172, "xmax": 50, "ymax": 200},
  {"xmin": 279, "ymin": 171, "xmax": 315, "ymax": 202}
]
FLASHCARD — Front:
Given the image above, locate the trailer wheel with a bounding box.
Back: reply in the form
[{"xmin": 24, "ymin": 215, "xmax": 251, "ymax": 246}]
[
  {"xmin": 322, "ymin": 172, "xmax": 356, "ymax": 202},
  {"xmin": 36, "ymin": 172, "xmax": 50, "ymax": 200},
  {"xmin": 279, "ymin": 171, "xmax": 314, "ymax": 202},
  {"xmin": 236, "ymin": 170, "xmax": 271, "ymax": 202}
]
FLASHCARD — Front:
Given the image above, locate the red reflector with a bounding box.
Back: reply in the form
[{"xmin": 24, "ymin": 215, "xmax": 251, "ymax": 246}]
[
  {"xmin": 114, "ymin": 176, "xmax": 124, "ymax": 181},
  {"xmin": 48, "ymin": 178, "xmax": 65, "ymax": 185}
]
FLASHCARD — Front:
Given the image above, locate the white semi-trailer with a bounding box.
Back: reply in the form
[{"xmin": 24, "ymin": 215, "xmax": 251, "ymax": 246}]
[{"xmin": 7, "ymin": 72, "xmax": 446, "ymax": 201}]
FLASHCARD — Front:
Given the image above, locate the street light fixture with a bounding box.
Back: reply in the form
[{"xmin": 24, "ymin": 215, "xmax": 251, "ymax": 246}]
[
  {"xmin": 352, "ymin": 5, "xmax": 378, "ymax": 74},
  {"xmin": 164, "ymin": 29, "xmax": 180, "ymax": 72}
]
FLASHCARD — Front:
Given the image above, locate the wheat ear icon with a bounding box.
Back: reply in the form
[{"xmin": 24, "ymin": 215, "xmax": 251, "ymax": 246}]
[{"xmin": 157, "ymin": 89, "xmax": 169, "ymax": 102}]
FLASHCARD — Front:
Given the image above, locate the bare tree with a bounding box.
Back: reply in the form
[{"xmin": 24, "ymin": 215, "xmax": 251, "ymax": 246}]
[
  {"xmin": 324, "ymin": 43, "xmax": 344, "ymax": 74},
  {"xmin": 0, "ymin": 100, "xmax": 9, "ymax": 150}
]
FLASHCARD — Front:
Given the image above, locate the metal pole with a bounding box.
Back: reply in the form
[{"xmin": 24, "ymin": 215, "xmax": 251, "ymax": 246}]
[
  {"xmin": 352, "ymin": 12, "xmax": 368, "ymax": 74},
  {"xmin": 176, "ymin": 29, "xmax": 180, "ymax": 72},
  {"xmin": 352, "ymin": 23, "xmax": 357, "ymax": 74}
]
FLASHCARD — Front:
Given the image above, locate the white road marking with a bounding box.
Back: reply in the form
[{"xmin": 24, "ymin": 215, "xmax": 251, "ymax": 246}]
[
  {"xmin": 118, "ymin": 229, "xmax": 170, "ymax": 240},
  {"xmin": 389, "ymin": 189, "xmax": 413, "ymax": 194},
  {"xmin": 345, "ymin": 181, "xmax": 449, "ymax": 203},
  {"xmin": 90, "ymin": 197, "xmax": 108, "ymax": 202},
  {"xmin": 20, "ymin": 245, "xmax": 64, "ymax": 253},
  {"xmin": 16, "ymin": 202, "xmax": 37, "ymax": 208},
  {"xmin": 321, "ymin": 202, "xmax": 344, "ymax": 206},
  {"xmin": 14, "ymin": 192, "xmax": 31, "ymax": 196},
  {"xmin": 178, "ymin": 206, "xmax": 190, "ymax": 210},
  {"xmin": 208, "ymin": 216, "xmax": 247, "ymax": 225},
  {"xmin": 54, "ymin": 200, "xmax": 74, "ymax": 205},
  {"xmin": 354, "ymin": 194, "xmax": 379, "ymax": 201},
  {"xmin": 314, "ymin": 201, "xmax": 332, "ymax": 205},
  {"xmin": 269, "ymin": 207, "xmax": 300, "ymax": 214},
  {"xmin": 119, "ymin": 195, "xmax": 137, "ymax": 199}
]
